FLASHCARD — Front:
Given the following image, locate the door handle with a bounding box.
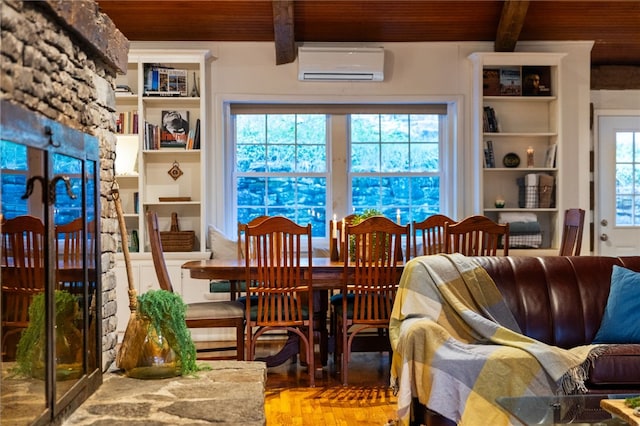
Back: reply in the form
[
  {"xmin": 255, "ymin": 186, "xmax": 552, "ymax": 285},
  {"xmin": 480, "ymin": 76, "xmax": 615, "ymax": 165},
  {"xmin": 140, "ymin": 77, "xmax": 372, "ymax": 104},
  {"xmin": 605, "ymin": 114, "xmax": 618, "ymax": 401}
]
[
  {"xmin": 600, "ymin": 219, "xmax": 608, "ymax": 226},
  {"xmin": 600, "ymin": 233, "xmax": 609, "ymax": 241}
]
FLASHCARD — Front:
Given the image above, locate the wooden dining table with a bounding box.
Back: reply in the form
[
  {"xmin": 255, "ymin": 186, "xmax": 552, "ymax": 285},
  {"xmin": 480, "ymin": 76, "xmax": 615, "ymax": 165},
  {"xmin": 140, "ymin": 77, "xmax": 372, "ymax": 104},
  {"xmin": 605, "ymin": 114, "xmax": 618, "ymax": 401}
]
[{"xmin": 181, "ymin": 257, "xmax": 405, "ymax": 372}]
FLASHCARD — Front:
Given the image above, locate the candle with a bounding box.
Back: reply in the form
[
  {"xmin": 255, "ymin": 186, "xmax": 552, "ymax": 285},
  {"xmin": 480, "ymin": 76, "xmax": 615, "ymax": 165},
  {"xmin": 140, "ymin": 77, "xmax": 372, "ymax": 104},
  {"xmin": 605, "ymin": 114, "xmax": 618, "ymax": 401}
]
[
  {"xmin": 527, "ymin": 147, "xmax": 534, "ymax": 167},
  {"xmin": 332, "ymin": 214, "xmax": 337, "ymax": 239},
  {"xmin": 396, "ymin": 209, "xmax": 401, "ymax": 224},
  {"xmin": 341, "ymin": 218, "xmax": 346, "ymax": 243}
]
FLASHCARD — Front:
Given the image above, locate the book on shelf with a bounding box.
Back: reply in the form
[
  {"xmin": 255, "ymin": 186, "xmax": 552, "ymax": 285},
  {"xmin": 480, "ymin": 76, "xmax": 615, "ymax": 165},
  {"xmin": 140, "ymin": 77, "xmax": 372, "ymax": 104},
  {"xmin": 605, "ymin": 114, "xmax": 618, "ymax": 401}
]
[
  {"xmin": 192, "ymin": 118, "xmax": 201, "ymax": 150},
  {"xmin": 482, "ymin": 68, "xmax": 501, "ymax": 96},
  {"xmin": 483, "ymin": 106, "xmax": 499, "ymax": 133},
  {"xmin": 116, "ymin": 110, "xmax": 138, "ymax": 134},
  {"xmin": 144, "ymin": 121, "xmax": 161, "ymax": 150},
  {"xmin": 160, "ymin": 110, "xmax": 189, "ymax": 144},
  {"xmin": 143, "ymin": 90, "xmax": 181, "ymax": 97},
  {"xmin": 115, "ymin": 84, "xmax": 133, "ymax": 93},
  {"xmin": 522, "ymin": 66, "xmax": 552, "ymax": 96},
  {"xmin": 484, "ymin": 140, "xmax": 495, "ymax": 168},
  {"xmin": 544, "ymin": 143, "xmax": 557, "ymax": 168},
  {"xmin": 500, "ymin": 66, "xmax": 521, "ymax": 96},
  {"xmin": 160, "ymin": 141, "xmax": 187, "ymax": 150}
]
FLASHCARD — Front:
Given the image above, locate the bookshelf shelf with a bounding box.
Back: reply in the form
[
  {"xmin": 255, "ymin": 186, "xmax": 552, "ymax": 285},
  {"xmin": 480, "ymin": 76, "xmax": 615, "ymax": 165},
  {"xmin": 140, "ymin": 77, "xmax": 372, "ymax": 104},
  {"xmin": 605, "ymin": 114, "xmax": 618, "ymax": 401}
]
[
  {"xmin": 470, "ymin": 52, "xmax": 566, "ymax": 250},
  {"xmin": 114, "ymin": 48, "xmax": 210, "ymax": 253}
]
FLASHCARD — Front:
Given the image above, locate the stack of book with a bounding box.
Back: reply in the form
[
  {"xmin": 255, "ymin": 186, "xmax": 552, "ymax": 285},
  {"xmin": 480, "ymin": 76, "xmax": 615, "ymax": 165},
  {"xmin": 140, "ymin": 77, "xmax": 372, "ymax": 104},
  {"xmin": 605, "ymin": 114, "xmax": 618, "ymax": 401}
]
[{"xmin": 116, "ymin": 110, "xmax": 138, "ymax": 134}]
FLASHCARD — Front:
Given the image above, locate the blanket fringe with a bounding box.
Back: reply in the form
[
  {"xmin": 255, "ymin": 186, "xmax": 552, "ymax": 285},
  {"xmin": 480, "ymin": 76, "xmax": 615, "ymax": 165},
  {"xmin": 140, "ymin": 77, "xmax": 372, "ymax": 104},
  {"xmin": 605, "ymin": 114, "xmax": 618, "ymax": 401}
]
[{"xmin": 558, "ymin": 345, "xmax": 609, "ymax": 395}]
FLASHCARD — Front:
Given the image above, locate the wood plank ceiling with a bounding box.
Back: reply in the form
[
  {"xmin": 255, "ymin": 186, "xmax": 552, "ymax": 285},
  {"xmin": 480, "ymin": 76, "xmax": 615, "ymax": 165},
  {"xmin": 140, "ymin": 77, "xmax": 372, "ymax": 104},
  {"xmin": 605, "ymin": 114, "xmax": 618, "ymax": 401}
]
[{"xmin": 97, "ymin": 0, "xmax": 640, "ymax": 80}]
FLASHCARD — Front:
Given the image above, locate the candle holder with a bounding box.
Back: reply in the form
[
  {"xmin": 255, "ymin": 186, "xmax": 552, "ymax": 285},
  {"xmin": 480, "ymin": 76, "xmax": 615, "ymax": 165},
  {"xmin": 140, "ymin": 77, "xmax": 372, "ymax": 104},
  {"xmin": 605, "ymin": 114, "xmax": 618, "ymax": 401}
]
[
  {"xmin": 527, "ymin": 147, "xmax": 535, "ymax": 168},
  {"xmin": 330, "ymin": 237, "xmax": 339, "ymax": 261}
]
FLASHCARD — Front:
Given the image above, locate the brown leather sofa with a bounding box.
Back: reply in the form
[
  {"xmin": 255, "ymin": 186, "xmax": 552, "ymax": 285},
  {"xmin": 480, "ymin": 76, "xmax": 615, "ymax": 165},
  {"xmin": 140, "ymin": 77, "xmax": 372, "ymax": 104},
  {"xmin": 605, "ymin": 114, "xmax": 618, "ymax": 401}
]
[{"xmin": 412, "ymin": 255, "xmax": 640, "ymax": 426}]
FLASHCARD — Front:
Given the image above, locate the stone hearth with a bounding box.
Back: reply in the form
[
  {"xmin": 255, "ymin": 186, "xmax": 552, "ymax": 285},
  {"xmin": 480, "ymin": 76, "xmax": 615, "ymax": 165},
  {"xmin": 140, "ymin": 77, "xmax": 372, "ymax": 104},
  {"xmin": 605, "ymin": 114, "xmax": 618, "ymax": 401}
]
[{"xmin": 62, "ymin": 361, "xmax": 266, "ymax": 425}]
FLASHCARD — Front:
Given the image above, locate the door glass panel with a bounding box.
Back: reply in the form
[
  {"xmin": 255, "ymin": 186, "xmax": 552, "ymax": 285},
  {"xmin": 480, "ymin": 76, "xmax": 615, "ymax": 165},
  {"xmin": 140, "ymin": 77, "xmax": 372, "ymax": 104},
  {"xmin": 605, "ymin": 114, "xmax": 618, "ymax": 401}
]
[
  {"xmin": 86, "ymin": 160, "xmax": 98, "ymax": 372},
  {"xmin": 1, "ymin": 140, "xmax": 47, "ymax": 423},
  {"xmin": 615, "ymin": 131, "xmax": 640, "ymax": 225},
  {"xmin": 52, "ymin": 152, "xmax": 85, "ymax": 400}
]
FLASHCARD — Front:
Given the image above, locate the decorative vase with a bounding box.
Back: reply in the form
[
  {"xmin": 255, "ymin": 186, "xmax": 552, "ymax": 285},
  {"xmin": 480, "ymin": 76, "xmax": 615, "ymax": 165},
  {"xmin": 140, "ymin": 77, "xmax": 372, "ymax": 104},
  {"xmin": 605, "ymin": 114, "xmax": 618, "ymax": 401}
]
[{"xmin": 124, "ymin": 320, "xmax": 180, "ymax": 379}]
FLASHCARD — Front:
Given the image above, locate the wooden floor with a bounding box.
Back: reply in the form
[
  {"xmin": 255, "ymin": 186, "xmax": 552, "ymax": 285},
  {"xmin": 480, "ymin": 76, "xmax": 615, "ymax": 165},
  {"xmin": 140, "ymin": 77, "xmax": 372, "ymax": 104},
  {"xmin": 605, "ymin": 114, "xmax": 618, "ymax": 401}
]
[{"xmin": 254, "ymin": 338, "xmax": 399, "ymax": 426}]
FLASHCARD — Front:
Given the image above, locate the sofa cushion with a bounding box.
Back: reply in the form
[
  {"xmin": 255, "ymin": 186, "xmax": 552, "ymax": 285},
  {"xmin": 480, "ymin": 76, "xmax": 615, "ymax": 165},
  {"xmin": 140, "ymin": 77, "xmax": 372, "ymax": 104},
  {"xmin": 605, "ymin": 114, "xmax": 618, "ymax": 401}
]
[
  {"xmin": 588, "ymin": 344, "xmax": 640, "ymax": 386},
  {"xmin": 593, "ymin": 265, "xmax": 640, "ymax": 344}
]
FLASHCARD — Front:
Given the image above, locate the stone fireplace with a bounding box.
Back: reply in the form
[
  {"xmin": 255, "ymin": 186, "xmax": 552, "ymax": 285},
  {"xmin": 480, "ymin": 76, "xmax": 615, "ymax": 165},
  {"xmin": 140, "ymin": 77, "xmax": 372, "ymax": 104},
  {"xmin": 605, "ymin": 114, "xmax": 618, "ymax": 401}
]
[{"xmin": 1, "ymin": 0, "xmax": 128, "ymax": 423}]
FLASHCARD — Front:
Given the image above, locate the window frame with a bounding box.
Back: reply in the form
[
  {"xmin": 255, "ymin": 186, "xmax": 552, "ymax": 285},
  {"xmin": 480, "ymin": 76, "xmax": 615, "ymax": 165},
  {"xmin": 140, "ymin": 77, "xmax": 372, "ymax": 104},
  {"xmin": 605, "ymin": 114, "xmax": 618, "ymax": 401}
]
[{"xmin": 218, "ymin": 96, "xmax": 462, "ymax": 239}]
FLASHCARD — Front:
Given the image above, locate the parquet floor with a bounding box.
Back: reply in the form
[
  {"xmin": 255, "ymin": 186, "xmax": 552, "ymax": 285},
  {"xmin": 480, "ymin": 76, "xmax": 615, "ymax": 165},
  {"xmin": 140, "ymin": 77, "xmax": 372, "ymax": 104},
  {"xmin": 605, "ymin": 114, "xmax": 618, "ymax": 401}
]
[{"xmin": 255, "ymin": 339, "xmax": 399, "ymax": 426}]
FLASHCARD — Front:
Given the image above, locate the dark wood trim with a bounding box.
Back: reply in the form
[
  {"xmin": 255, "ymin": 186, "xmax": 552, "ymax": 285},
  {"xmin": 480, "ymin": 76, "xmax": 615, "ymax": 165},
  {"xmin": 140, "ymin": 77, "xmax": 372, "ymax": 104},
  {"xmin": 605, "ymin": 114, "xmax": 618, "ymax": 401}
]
[
  {"xmin": 494, "ymin": 0, "xmax": 530, "ymax": 52},
  {"xmin": 272, "ymin": 0, "xmax": 296, "ymax": 65},
  {"xmin": 591, "ymin": 65, "xmax": 640, "ymax": 90}
]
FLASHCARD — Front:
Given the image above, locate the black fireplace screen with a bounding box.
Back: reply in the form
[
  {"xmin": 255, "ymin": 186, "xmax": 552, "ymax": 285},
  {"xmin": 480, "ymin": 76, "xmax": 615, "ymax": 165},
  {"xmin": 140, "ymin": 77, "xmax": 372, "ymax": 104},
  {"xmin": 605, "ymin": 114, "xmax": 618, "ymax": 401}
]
[{"xmin": 1, "ymin": 100, "xmax": 102, "ymax": 425}]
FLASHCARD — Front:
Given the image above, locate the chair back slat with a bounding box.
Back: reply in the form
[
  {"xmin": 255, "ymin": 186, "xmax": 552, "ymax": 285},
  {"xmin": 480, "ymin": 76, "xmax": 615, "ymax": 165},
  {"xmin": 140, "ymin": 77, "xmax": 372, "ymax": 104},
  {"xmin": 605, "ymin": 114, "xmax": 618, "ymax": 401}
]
[
  {"xmin": 444, "ymin": 215, "xmax": 509, "ymax": 256},
  {"xmin": 412, "ymin": 214, "xmax": 455, "ymax": 257},
  {"xmin": 245, "ymin": 216, "xmax": 312, "ymax": 326},
  {"xmin": 345, "ymin": 216, "xmax": 409, "ymax": 323},
  {"xmin": 558, "ymin": 208, "xmax": 585, "ymax": 256}
]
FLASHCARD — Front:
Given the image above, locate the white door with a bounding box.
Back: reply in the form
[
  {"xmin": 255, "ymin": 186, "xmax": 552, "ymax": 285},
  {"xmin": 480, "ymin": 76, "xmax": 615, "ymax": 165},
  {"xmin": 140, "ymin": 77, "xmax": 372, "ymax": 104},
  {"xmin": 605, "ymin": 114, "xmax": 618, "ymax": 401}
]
[{"xmin": 597, "ymin": 115, "xmax": 640, "ymax": 256}]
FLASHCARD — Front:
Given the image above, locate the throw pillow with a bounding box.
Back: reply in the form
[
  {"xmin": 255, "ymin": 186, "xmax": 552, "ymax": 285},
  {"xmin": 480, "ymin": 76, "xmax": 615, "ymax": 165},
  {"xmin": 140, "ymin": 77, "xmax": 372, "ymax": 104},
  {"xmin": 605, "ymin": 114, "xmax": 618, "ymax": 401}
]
[
  {"xmin": 208, "ymin": 225, "xmax": 239, "ymax": 260},
  {"xmin": 593, "ymin": 265, "xmax": 640, "ymax": 343}
]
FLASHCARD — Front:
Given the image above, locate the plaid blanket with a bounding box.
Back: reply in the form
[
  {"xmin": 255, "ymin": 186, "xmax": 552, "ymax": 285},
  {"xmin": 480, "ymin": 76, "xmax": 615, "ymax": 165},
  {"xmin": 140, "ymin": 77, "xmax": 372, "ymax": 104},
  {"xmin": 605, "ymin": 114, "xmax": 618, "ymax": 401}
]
[{"xmin": 389, "ymin": 254, "xmax": 603, "ymax": 426}]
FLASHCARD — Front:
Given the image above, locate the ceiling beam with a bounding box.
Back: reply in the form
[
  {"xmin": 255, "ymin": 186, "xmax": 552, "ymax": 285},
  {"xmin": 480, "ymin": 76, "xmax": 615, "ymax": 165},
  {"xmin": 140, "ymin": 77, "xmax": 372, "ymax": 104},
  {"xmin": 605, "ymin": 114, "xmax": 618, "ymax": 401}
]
[
  {"xmin": 494, "ymin": 0, "xmax": 530, "ymax": 52},
  {"xmin": 272, "ymin": 0, "xmax": 296, "ymax": 65}
]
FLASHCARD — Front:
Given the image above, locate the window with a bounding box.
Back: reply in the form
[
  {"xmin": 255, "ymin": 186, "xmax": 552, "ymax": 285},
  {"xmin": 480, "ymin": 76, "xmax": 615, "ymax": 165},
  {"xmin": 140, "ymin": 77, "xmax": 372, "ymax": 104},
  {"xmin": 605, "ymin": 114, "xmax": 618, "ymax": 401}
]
[
  {"xmin": 0, "ymin": 141, "xmax": 29, "ymax": 219},
  {"xmin": 231, "ymin": 104, "xmax": 450, "ymax": 238},
  {"xmin": 350, "ymin": 113, "xmax": 442, "ymax": 225},
  {"xmin": 1, "ymin": 140, "xmax": 90, "ymax": 224},
  {"xmin": 235, "ymin": 113, "xmax": 328, "ymax": 236},
  {"xmin": 615, "ymin": 130, "xmax": 640, "ymax": 225}
]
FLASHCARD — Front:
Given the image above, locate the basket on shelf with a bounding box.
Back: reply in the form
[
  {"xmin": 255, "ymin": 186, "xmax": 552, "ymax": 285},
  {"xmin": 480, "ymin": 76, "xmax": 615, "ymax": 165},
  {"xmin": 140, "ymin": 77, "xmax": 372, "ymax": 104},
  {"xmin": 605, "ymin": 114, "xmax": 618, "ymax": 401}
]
[{"xmin": 160, "ymin": 212, "xmax": 195, "ymax": 252}]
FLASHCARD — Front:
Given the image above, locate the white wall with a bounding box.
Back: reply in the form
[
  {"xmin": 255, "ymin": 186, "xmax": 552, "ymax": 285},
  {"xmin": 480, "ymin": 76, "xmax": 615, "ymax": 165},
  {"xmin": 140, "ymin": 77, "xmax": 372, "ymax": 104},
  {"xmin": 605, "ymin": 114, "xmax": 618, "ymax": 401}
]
[{"xmin": 130, "ymin": 40, "xmax": 594, "ymax": 241}]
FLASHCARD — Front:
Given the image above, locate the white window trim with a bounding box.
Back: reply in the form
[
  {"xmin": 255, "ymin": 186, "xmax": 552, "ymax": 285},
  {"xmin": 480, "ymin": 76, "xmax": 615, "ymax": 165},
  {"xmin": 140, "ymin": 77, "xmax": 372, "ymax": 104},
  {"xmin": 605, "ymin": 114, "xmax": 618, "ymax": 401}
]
[{"xmin": 214, "ymin": 94, "xmax": 463, "ymax": 237}]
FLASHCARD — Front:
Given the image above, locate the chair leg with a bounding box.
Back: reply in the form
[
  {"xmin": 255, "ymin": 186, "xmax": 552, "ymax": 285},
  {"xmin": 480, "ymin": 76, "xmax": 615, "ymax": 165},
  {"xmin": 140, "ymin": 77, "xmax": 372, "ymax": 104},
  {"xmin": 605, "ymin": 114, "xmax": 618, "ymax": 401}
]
[
  {"xmin": 236, "ymin": 320, "xmax": 245, "ymax": 361},
  {"xmin": 246, "ymin": 327, "xmax": 253, "ymax": 361},
  {"xmin": 306, "ymin": 327, "xmax": 315, "ymax": 388},
  {"xmin": 341, "ymin": 326, "xmax": 349, "ymax": 386}
]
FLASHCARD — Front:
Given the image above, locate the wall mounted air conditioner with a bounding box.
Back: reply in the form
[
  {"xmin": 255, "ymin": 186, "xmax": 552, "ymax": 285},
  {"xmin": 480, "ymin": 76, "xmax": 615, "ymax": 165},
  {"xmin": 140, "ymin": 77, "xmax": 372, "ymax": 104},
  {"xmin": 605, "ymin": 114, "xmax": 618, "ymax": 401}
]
[{"xmin": 298, "ymin": 45, "xmax": 385, "ymax": 81}]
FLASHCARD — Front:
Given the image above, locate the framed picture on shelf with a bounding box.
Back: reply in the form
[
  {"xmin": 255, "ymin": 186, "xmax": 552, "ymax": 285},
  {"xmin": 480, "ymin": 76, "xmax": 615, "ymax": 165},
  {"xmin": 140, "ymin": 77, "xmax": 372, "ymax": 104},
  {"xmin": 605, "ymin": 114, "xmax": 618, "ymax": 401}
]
[
  {"xmin": 160, "ymin": 110, "xmax": 189, "ymax": 146},
  {"xmin": 483, "ymin": 68, "xmax": 501, "ymax": 96},
  {"xmin": 499, "ymin": 66, "xmax": 521, "ymax": 96},
  {"xmin": 544, "ymin": 144, "xmax": 557, "ymax": 168},
  {"xmin": 522, "ymin": 66, "xmax": 552, "ymax": 96}
]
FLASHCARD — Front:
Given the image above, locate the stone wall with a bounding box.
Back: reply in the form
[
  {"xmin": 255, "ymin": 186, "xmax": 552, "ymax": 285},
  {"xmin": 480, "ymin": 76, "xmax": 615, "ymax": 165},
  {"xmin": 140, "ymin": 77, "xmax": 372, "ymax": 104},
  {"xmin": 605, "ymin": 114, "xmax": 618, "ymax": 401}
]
[{"xmin": 0, "ymin": 0, "xmax": 129, "ymax": 370}]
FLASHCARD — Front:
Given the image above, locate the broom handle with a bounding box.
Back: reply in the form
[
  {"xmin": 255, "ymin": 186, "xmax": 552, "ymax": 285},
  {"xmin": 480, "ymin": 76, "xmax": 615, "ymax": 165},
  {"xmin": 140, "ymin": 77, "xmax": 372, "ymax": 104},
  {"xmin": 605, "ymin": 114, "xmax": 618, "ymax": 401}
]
[{"xmin": 112, "ymin": 187, "xmax": 138, "ymax": 311}]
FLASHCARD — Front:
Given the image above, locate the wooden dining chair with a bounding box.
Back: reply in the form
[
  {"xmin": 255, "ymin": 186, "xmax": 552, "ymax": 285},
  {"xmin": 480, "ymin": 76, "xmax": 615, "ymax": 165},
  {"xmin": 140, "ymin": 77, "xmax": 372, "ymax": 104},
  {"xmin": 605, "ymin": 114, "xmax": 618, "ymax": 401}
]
[
  {"xmin": 147, "ymin": 211, "xmax": 245, "ymax": 360},
  {"xmin": 55, "ymin": 217, "xmax": 96, "ymax": 293},
  {"xmin": 558, "ymin": 208, "xmax": 585, "ymax": 256},
  {"xmin": 208, "ymin": 215, "xmax": 273, "ymax": 301},
  {"xmin": 412, "ymin": 214, "xmax": 455, "ymax": 257},
  {"xmin": 444, "ymin": 215, "xmax": 510, "ymax": 256},
  {"xmin": 1, "ymin": 215, "xmax": 46, "ymax": 360},
  {"xmin": 335, "ymin": 215, "xmax": 409, "ymax": 385},
  {"xmin": 244, "ymin": 215, "xmax": 315, "ymax": 386}
]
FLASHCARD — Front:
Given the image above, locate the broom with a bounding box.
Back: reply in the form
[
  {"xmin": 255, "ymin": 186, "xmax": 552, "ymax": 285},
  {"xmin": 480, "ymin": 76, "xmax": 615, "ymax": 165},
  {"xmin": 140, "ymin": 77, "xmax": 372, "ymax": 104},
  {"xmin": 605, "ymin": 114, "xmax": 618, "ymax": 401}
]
[{"xmin": 113, "ymin": 185, "xmax": 147, "ymax": 371}]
